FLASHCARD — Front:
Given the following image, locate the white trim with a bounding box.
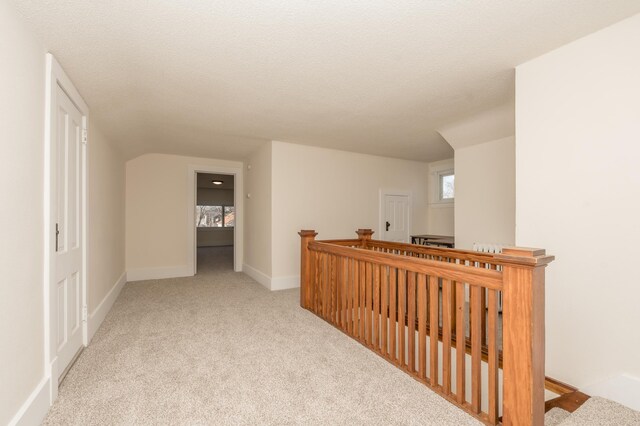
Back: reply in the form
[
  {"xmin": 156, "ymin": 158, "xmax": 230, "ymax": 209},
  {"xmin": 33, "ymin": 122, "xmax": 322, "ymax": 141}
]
[
  {"xmin": 44, "ymin": 53, "xmax": 90, "ymax": 404},
  {"xmin": 379, "ymin": 189, "xmax": 412, "ymax": 243},
  {"xmin": 8, "ymin": 376, "xmax": 51, "ymax": 426},
  {"xmin": 242, "ymin": 263, "xmax": 300, "ymax": 291},
  {"xmin": 582, "ymin": 374, "xmax": 640, "ymax": 411},
  {"xmin": 271, "ymin": 275, "xmax": 300, "ymax": 291},
  {"xmin": 127, "ymin": 265, "xmax": 192, "ymax": 282},
  {"xmin": 428, "ymin": 158, "xmax": 455, "ymax": 206},
  {"xmin": 242, "ymin": 263, "xmax": 271, "ymax": 290},
  {"xmin": 187, "ymin": 165, "xmax": 244, "ymax": 274},
  {"xmin": 87, "ymin": 271, "xmax": 127, "ymax": 342}
]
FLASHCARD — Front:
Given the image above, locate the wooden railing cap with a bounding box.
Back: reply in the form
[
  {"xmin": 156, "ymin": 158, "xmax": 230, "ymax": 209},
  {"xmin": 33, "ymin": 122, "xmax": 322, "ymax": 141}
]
[
  {"xmin": 356, "ymin": 228, "xmax": 374, "ymax": 237},
  {"xmin": 298, "ymin": 230, "xmax": 318, "ymax": 237},
  {"xmin": 501, "ymin": 246, "xmax": 555, "ymax": 266}
]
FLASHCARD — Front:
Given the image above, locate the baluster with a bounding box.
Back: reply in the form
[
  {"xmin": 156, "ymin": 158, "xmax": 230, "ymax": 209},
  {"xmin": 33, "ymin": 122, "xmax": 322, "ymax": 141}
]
[
  {"xmin": 429, "ymin": 275, "xmax": 439, "ymax": 386},
  {"xmin": 331, "ymin": 254, "xmax": 337, "ymax": 324},
  {"xmin": 381, "ymin": 265, "xmax": 388, "ymax": 356},
  {"xmin": 417, "ymin": 274, "xmax": 427, "ymax": 380},
  {"xmin": 389, "ymin": 267, "xmax": 397, "ymax": 361},
  {"xmin": 407, "ymin": 272, "xmax": 416, "ymax": 373},
  {"xmin": 352, "ymin": 258, "xmax": 359, "ymax": 338},
  {"xmin": 365, "ymin": 262, "xmax": 372, "ymax": 346},
  {"xmin": 314, "ymin": 253, "xmax": 321, "ymax": 313},
  {"xmin": 456, "ymin": 281, "xmax": 465, "ymax": 405},
  {"xmin": 471, "ymin": 285, "xmax": 482, "ymax": 414},
  {"xmin": 398, "ymin": 269, "xmax": 406, "ymax": 367},
  {"xmin": 373, "ymin": 264, "xmax": 380, "ymax": 350},
  {"xmin": 488, "ymin": 289, "xmax": 499, "ymax": 424},
  {"xmin": 442, "ymin": 278, "xmax": 452, "ymax": 394},
  {"xmin": 359, "ymin": 260, "xmax": 366, "ymax": 343}
]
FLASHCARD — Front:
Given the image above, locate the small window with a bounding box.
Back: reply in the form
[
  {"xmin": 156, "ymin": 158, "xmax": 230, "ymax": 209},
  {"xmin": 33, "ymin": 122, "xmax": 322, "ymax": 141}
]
[
  {"xmin": 439, "ymin": 172, "xmax": 455, "ymax": 201},
  {"xmin": 196, "ymin": 205, "xmax": 234, "ymax": 228}
]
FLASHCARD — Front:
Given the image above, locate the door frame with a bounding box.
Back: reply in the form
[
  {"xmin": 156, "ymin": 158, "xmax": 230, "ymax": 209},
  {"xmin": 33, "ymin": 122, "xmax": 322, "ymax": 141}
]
[
  {"xmin": 379, "ymin": 189, "xmax": 412, "ymax": 242},
  {"xmin": 44, "ymin": 53, "xmax": 90, "ymax": 402},
  {"xmin": 187, "ymin": 164, "xmax": 243, "ymax": 274}
]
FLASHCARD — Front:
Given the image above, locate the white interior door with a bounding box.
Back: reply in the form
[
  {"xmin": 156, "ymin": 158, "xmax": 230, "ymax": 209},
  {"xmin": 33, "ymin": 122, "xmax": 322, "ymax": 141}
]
[
  {"xmin": 382, "ymin": 193, "xmax": 410, "ymax": 242},
  {"xmin": 53, "ymin": 85, "xmax": 85, "ymax": 380}
]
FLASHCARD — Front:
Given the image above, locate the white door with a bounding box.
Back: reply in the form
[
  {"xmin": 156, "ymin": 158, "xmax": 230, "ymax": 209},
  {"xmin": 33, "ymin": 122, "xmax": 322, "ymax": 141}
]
[
  {"xmin": 382, "ymin": 194, "xmax": 410, "ymax": 242},
  {"xmin": 53, "ymin": 85, "xmax": 85, "ymax": 380}
]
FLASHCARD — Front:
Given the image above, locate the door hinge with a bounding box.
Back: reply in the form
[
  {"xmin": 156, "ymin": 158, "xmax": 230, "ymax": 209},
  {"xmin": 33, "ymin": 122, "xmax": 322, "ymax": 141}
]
[
  {"xmin": 82, "ymin": 305, "xmax": 88, "ymax": 322},
  {"xmin": 82, "ymin": 128, "xmax": 88, "ymax": 145}
]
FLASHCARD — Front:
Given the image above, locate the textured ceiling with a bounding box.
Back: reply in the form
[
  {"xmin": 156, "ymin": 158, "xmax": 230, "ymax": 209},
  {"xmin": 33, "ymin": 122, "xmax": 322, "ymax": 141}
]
[{"xmin": 11, "ymin": 1, "xmax": 640, "ymax": 161}]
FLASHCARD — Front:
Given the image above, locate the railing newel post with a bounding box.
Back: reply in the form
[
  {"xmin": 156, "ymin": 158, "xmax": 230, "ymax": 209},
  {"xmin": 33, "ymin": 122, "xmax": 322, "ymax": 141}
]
[
  {"xmin": 356, "ymin": 228, "xmax": 374, "ymax": 249},
  {"xmin": 299, "ymin": 230, "xmax": 318, "ymax": 309},
  {"xmin": 501, "ymin": 247, "xmax": 553, "ymax": 426}
]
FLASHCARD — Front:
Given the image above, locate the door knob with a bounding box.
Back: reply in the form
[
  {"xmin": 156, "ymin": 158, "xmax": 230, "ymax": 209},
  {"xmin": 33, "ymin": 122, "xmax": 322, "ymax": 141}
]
[{"xmin": 386, "ymin": 221, "xmax": 391, "ymax": 231}]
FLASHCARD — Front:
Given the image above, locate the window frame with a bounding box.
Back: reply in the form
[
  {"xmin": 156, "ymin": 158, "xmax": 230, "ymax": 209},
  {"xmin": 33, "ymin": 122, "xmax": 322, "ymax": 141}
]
[
  {"xmin": 438, "ymin": 170, "xmax": 455, "ymax": 202},
  {"xmin": 196, "ymin": 204, "xmax": 235, "ymax": 229}
]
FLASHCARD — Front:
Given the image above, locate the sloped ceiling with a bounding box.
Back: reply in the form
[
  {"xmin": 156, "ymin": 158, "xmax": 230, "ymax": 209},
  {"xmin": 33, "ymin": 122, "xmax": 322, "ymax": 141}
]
[{"xmin": 11, "ymin": 1, "xmax": 640, "ymax": 161}]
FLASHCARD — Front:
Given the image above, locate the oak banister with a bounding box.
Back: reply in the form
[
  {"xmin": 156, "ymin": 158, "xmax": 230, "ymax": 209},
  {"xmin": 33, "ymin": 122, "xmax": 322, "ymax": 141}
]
[
  {"xmin": 501, "ymin": 247, "xmax": 552, "ymax": 426},
  {"xmin": 299, "ymin": 230, "xmax": 554, "ymax": 426},
  {"xmin": 356, "ymin": 228, "xmax": 374, "ymax": 248},
  {"xmin": 298, "ymin": 230, "xmax": 318, "ymax": 309},
  {"xmin": 309, "ymin": 241, "xmax": 504, "ymax": 289}
]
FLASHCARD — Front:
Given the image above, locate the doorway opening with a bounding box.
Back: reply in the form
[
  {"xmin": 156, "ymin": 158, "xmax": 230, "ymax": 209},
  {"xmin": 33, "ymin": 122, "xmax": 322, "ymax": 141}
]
[{"xmin": 195, "ymin": 173, "xmax": 235, "ymax": 273}]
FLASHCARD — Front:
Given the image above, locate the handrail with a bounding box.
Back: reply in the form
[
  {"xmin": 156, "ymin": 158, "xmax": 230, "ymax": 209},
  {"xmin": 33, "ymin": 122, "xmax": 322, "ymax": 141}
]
[
  {"xmin": 366, "ymin": 239, "xmax": 554, "ymax": 267},
  {"xmin": 309, "ymin": 240, "xmax": 504, "ymax": 290},
  {"xmin": 299, "ymin": 229, "xmax": 553, "ymax": 426}
]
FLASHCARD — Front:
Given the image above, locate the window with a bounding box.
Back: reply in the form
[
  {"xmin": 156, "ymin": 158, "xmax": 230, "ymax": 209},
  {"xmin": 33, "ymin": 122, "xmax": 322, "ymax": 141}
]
[
  {"xmin": 196, "ymin": 205, "xmax": 235, "ymax": 227},
  {"xmin": 439, "ymin": 172, "xmax": 455, "ymax": 201}
]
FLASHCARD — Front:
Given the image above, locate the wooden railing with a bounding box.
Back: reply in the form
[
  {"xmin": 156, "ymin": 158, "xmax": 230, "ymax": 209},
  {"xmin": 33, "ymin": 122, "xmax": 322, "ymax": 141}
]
[{"xmin": 299, "ymin": 229, "xmax": 554, "ymax": 426}]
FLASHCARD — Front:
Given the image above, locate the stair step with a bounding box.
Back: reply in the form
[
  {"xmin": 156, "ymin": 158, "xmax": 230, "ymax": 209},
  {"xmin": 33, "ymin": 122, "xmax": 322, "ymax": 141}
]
[
  {"xmin": 558, "ymin": 396, "xmax": 640, "ymax": 425},
  {"xmin": 545, "ymin": 407, "xmax": 570, "ymax": 426}
]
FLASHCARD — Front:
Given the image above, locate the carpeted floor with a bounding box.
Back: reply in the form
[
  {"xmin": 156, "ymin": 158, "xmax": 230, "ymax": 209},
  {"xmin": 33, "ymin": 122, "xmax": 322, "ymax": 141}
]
[{"xmin": 43, "ymin": 246, "xmax": 481, "ymax": 425}]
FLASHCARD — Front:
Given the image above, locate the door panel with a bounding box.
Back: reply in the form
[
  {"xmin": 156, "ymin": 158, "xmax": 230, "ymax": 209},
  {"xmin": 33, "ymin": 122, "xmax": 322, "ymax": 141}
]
[
  {"xmin": 383, "ymin": 194, "xmax": 409, "ymax": 242},
  {"xmin": 53, "ymin": 85, "xmax": 84, "ymax": 379}
]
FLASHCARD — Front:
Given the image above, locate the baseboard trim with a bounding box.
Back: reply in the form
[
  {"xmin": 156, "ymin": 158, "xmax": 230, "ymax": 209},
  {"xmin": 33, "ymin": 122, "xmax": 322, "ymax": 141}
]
[
  {"xmin": 241, "ymin": 264, "xmax": 299, "ymax": 291},
  {"xmin": 88, "ymin": 271, "xmax": 127, "ymax": 342},
  {"xmin": 127, "ymin": 265, "xmax": 192, "ymax": 282},
  {"xmin": 271, "ymin": 275, "xmax": 300, "ymax": 291},
  {"xmin": 582, "ymin": 374, "xmax": 640, "ymax": 411},
  {"xmin": 242, "ymin": 263, "xmax": 271, "ymax": 290},
  {"xmin": 8, "ymin": 376, "xmax": 50, "ymax": 426}
]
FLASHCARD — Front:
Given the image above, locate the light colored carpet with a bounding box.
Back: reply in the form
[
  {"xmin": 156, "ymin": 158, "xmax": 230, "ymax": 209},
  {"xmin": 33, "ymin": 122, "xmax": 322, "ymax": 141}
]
[
  {"xmin": 43, "ymin": 247, "xmax": 482, "ymax": 425},
  {"xmin": 558, "ymin": 396, "xmax": 640, "ymax": 426},
  {"xmin": 545, "ymin": 407, "xmax": 570, "ymax": 426}
]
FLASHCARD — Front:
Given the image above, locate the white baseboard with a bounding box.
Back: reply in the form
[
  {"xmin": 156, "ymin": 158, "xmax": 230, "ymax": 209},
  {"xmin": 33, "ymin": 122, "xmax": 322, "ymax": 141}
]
[
  {"xmin": 582, "ymin": 374, "xmax": 640, "ymax": 411},
  {"xmin": 242, "ymin": 263, "xmax": 271, "ymax": 290},
  {"xmin": 127, "ymin": 265, "xmax": 192, "ymax": 282},
  {"xmin": 8, "ymin": 376, "xmax": 51, "ymax": 426},
  {"xmin": 242, "ymin": 263, "xmax": 299, "ymax": 291},
  {"xmin": 271, "ymin": 275, "xmax": 300, "ymax": 291},
  {"xmin": 88, "ymin": 271, "xmax": 127, "ymax": 342}
]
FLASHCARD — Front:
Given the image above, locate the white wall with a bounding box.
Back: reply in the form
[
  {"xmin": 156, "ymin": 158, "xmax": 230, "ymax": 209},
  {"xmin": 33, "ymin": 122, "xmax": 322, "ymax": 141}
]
[
  {"xmin": 1, "ymin": 4, "xmax": 127, "ymax": 423},
  {"xmin": 427, "ymin": 159, "xmax": 455, "ymax": 236},
  {"xmin": 271, "ymin": 141, "xmax": 429, "ymax": 280},
  {"xmin": 126, "ymin": 153, "xmax": 243, "ymax": 277},
  {"xmin": 88, "ymin": 126, "xmax": 126, "ymax": 313},
  {"xmin": 455, "ymin": 136, "xmax": 515, "ymax": 249},
  {"xmin": 0, "ymin": 3, "xmax": 46, "ymax": 423},
  {"xmin": 244, "ymin": 143, "xmax": 272, "ymax": 276},
  {"xmin": 516, "ymin": 12, "xmax": 640, "ymax": 393}
]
